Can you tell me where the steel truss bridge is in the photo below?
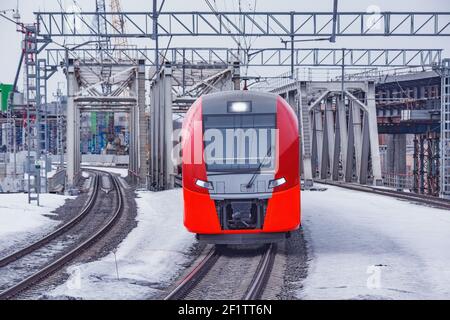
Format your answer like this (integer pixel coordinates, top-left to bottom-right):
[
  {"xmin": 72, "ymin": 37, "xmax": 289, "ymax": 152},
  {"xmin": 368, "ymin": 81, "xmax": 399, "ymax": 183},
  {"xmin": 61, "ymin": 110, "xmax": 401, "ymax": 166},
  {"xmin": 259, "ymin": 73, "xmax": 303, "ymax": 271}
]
[{"xmin": 4, "ymin": 6, "xmax": 450, "ymax": 200}]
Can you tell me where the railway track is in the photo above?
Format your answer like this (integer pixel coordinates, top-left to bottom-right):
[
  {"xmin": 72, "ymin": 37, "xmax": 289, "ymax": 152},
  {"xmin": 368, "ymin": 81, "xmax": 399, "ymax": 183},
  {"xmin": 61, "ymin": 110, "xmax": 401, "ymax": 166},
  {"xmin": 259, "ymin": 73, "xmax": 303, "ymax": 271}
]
[
  {"xmin": 317, "ymin": 180, "xmax": 450, "ymax": 210},
  {"xmin": 165, "ymin": 244, "xmax": 276, "ymax": 300},
  {"xmin": 0, "ymin": 170, "xmax": 124, "ymax": 300}
]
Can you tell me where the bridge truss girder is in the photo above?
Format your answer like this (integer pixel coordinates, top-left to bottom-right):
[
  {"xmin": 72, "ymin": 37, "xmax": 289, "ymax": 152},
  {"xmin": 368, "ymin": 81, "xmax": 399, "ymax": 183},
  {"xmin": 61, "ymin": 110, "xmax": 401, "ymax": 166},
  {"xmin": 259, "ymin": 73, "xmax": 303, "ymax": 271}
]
[
  {"xmin": 36, "ymin": 11, "xmax": 450, "ymax": 38},
  {"xmin": 65, "ymin": 58, "xmax": 146, "ymax": 187},
  {"xmin": 271, "ymin": 80, "xmax": 382, "ymax": 187},
  {"xmin": 46, "ymin": 47, "xmax": 443, "ymax": 68}
]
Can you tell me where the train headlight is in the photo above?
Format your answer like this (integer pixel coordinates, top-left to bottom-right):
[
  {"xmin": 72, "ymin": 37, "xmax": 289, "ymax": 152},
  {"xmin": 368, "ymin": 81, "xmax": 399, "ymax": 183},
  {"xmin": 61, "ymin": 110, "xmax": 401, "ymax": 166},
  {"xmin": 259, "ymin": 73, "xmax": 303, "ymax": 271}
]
[
  {"xmin": 228, "ymin": 101, "xmax": 251, "ymax": 113},
  {"xmin": 268, "ymin": 177, "xmax": 286, "ymax": 189},
  {"xmin": 195, "ymin": 179, "xmax": 214, "ymax": 190}
]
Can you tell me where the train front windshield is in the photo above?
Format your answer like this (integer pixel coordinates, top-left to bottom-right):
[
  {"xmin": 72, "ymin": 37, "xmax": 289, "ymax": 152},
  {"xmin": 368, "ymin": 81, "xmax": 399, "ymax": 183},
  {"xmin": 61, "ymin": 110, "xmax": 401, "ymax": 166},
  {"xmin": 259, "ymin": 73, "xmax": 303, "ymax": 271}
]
[{"xmin": 203, "ymin": 113, "xmax": 276, "ymax": 172}]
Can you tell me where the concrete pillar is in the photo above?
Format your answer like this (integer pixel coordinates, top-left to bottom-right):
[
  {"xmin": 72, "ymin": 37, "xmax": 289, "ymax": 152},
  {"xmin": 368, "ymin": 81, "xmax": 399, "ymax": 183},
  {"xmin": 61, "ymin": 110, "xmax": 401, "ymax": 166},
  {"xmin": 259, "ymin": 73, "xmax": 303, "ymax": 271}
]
[
  {"xmin": 66, "ymin": 59, "xmax": 79, "ymax": 188},
  {"xmin": 386, "ymin": 133, "xmax": 406, "ymax": 189},
  {"xmin": 386, "ymin": 134, "xmax": 395, "ymax": 174},
  {"xmin": 394, "ymin": 134, "xmax": 407, "ymax": 175}
]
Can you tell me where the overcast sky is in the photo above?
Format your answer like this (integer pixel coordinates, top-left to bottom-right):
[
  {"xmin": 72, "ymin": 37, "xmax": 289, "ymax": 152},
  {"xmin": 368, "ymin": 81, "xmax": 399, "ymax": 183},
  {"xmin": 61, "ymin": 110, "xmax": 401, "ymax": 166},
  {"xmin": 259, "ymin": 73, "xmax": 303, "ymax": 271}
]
[{"xmin": 1, "ymin": 0, "xmax": 450, "ymax": 95}]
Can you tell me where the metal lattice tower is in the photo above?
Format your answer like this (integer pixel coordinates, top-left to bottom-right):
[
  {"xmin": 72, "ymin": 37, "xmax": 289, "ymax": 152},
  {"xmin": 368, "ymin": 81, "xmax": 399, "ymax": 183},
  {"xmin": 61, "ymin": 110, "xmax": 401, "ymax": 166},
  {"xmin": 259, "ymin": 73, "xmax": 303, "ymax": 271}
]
[
  {"xmin": 441, "ymin": 59, "xmax": 450, "ymax": 199},
  {"xmin": 5, "ymin": 97, "xmax": 15, "ymax": 165},
  {"xmin": 24, "ymin": 25, "xmax": 41, "ymax": 204},
  {"xmin": 37, "ymin": 58, "xmax": 49, "ymax": 193},
  {"xmin": 56, "ymin": 86, "xmax": 65, "ymax": 169},
  {"xmin": 21, "ymin": 23, "xmax": 51, "ymax": 204},
  {"xmin": 96, "ymin": 0, "xmax": 112, "ymax": 94}
]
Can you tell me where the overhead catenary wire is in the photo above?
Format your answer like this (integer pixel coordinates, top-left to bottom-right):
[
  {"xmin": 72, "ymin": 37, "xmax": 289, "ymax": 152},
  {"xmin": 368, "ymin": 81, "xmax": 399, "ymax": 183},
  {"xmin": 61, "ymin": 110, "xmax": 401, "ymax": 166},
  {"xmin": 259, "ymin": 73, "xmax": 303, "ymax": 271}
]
[{"xmin": 204, "ymin": 0, "xmax": 246, "ymax": 54}]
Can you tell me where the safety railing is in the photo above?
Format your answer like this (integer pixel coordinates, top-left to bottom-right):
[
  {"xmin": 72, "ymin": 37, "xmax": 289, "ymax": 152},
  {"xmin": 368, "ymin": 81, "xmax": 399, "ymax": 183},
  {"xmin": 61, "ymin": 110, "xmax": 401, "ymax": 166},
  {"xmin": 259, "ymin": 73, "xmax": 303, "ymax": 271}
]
[{"xmin": 382, "ymin": 173, "xmax": 414, "ymax": 191}]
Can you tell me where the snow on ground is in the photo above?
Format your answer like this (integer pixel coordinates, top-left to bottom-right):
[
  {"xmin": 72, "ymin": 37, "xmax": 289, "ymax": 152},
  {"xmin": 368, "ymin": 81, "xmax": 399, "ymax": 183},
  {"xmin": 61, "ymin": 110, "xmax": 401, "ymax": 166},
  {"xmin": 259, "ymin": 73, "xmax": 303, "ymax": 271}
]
[
  {"xmin": 40, "ymin": 180, "xmax": 450, "ymax": 300},
  {"xmin": 81, "ymin": 165, "xmax": 129, "ymax": 178},
  {"xmin": 0, "ymin": 193, "xmax": 73, "ymax": 253},
  {"xmin": 299, "ymin": 184, "xmax": 450, "ymax": 300},
  {"xmin": 50, "ymin": 188, "xmax": 196, "ymax": 300}
]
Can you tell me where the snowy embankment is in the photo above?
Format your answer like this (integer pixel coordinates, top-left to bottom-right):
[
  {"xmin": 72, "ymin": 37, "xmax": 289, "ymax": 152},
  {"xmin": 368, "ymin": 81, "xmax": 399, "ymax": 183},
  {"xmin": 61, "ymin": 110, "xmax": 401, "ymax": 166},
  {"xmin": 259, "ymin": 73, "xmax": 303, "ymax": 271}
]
[
  {"xmin": 0, "ymin": 193, "xmax": 72, "ymax": 253},
  {"xmin": 50, "ymin": 188, "xmax": 195, "ymax": 299},
  {"xmin": 299, "ymin": 184, "xmax": 450, "ymax": 300}
]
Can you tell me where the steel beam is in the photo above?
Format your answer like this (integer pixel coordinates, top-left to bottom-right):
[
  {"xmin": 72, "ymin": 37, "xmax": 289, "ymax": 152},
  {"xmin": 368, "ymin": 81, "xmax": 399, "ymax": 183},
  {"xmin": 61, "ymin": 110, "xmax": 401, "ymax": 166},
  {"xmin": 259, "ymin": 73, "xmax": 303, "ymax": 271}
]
[
  {"xmin": 137, "ymin": 60, "xmax": 148, "ymax": 186},
  {"xmin": 337, "ymin": 98, "xmax": 348, "ymax": 177},
  {"xmin": 325, "ymin": 99, "xmax": 335, "ymax": 178},
  {"xmin": 365, "ymin": 81, "xmax": 383, "ymax": 185},
  {"xmin": 36, "ymin": 12, "xmax": 450, "ymax": 37},
  {"xmin": 46, "ymin": 47, "xmax": 443, "ymax": 68},
  {"xmin": 313, "ymin": 108, "xmax": 324, "ymax": 178},
  {"xmin": 345, "ymin": 103, "xmax": 355, "ymax": 182},
  {"xmin": 298, "ymin": 82, "xmax": 314, "ymax": 187},
  {"xmin": 150, "ymin": 63, "xmax": 175, "ymax": 190},
  {"xmin": 272, "ymin": 80, "xmax": 383, "ymax": 186},
  {"xmin": 351, "ymin": 101, "xmax": 363, "ymax": 182},
  {"xmin": 332, "ymin": 101, "xmax": 341, "ymax": 181},
  {"xmin": 360, "ymin": 113, "xmax": 370, "ymax": 184}
]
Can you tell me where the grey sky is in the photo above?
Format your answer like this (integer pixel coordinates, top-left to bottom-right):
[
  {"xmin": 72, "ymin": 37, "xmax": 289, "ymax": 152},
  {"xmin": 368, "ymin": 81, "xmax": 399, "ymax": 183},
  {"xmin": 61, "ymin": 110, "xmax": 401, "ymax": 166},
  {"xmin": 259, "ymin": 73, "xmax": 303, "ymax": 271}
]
[{"xmin": 1, "ymin": 0, "xmax": 450, "ymax": 95}]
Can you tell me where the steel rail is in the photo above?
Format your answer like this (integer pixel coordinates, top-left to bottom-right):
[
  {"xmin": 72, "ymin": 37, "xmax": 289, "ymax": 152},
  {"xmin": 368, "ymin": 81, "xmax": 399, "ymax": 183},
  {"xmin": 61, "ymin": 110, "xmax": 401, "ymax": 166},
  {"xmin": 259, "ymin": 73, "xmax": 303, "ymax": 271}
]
[
  {"xmin": 0, "ymin": 172, "xmax": 100, "ymax": 268},
  {"xmin": 164, "ymin": 246, "xmax": 221, "ymax": 300},
  {"xmin": 0, "ymin": 173, "xmax": 124, "ymax": 300},
  {"xmin": 165, "ymin": 243, "xmax": 277, "ymax": 300},
  {"xmin": 317, "ymin": 180, "xmax": 450, "ymax": 210},
  {"xmin": 243, "ymin": 244, "xmax": 276, "ymax": 300}
]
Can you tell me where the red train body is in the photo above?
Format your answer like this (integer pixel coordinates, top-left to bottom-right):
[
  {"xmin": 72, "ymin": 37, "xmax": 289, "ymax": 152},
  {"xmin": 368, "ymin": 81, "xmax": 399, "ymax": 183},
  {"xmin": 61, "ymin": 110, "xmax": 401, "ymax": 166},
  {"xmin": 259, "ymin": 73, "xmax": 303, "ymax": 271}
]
[{"xmin": 181, "ymin": 91, "xmax": 300, "ymax": 244}]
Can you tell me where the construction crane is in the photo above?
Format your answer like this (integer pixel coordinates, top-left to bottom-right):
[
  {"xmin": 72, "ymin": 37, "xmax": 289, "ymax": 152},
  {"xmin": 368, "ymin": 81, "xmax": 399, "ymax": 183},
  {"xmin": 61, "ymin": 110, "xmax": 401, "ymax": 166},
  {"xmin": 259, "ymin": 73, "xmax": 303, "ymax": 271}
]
[{"xmin": 110, "ymin": 0, "xmax": 128, "ymax": 60}]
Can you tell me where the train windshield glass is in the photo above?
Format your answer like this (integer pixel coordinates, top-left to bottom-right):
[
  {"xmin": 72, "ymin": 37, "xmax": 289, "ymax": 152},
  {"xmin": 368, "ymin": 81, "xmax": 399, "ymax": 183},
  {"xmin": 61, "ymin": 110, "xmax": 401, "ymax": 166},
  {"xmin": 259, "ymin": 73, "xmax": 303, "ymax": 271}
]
[{"xmin": 203, "ymin": 114, "xmax": 276, "ymax": 172}]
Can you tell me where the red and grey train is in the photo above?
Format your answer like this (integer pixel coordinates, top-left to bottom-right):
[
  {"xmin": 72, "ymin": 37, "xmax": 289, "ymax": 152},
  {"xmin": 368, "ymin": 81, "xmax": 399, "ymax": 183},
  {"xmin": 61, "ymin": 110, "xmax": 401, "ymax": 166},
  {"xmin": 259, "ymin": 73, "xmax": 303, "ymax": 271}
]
[{"xmin": 181, "ymin": 91, "xmax": 300, "ymax": 244}]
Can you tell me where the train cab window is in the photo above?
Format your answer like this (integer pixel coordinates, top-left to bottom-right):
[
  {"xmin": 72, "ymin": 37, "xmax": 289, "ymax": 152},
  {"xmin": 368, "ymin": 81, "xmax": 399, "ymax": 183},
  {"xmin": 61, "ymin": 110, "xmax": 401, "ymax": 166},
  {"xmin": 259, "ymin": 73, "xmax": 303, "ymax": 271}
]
[{"xmin": 203, "ymin": 113, "xmax": 276, "ymax": 172}]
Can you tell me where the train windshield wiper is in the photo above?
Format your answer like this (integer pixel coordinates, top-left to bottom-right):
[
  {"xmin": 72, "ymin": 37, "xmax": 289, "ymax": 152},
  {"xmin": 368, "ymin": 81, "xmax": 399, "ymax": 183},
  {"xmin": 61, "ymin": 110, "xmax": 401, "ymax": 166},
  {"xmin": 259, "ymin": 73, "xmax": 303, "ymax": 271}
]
[
  {"xmin": 207, "ymin": 169, "xmax": 259, "ymax": 176},
  {"xmin": 246, "ymin": 146, "xmax": 272, "ymax": 189}
]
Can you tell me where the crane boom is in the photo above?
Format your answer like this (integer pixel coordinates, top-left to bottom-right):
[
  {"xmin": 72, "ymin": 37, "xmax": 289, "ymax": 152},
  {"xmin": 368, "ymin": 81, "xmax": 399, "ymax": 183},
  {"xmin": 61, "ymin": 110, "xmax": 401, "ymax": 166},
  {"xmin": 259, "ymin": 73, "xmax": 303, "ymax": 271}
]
[{"xmin": 110, "ymin": 0, "xmax": 128, "ymax": 59}]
